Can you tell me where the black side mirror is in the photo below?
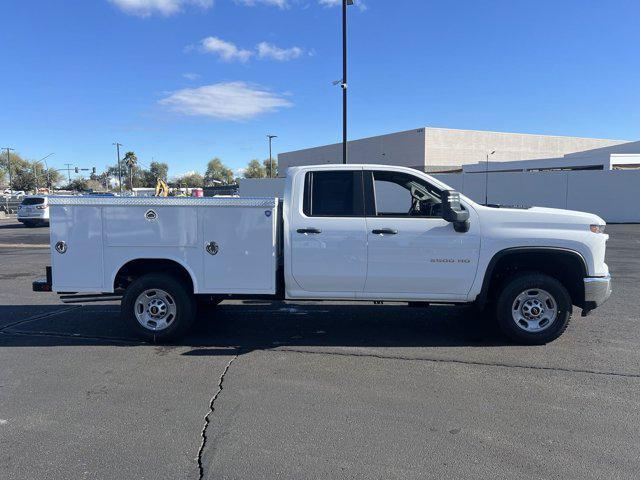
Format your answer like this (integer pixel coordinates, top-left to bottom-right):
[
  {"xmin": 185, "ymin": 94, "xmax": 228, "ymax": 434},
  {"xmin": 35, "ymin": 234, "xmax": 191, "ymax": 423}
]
[{"xmin": 441, "ymin": 190, "xmax": 470, "ymax": 233}]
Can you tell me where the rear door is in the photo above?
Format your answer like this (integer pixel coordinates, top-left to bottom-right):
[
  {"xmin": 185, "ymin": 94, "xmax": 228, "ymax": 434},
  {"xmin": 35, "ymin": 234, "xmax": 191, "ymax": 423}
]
[
  {"xmin": 362, "ymin": 169, "xmax": 480, "ymax": 298},
  {"xmin": 288, "ymin": 169, "xmax": 367, "ymax": 296}
]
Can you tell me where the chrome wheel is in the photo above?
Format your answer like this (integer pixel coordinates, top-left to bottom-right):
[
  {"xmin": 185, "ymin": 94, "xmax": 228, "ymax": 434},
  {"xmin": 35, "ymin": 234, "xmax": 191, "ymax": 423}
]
[
  {"xmin": 134, "ymin": 289, "xmax": 177, "ymax": 331},
  {"xmin": 511, "ymin": 288, "xmax": 557, "ymax": 333}
]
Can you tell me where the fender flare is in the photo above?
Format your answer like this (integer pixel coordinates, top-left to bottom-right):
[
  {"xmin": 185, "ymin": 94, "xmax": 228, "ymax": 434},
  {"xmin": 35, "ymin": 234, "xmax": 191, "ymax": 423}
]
[{"xmin": 476, "ymin": 246, "xmax": 588, "ymax": 307}]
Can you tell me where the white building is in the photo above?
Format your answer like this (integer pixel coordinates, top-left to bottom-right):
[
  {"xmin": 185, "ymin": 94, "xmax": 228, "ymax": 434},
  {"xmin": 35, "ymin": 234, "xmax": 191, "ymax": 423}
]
[{"xmin": 278, "ymin": 127, "xmax": 630, "ymax": 174}]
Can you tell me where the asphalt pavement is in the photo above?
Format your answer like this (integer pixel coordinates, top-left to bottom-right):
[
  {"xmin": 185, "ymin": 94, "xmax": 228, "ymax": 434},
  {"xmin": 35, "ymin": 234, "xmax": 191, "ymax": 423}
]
[{"xmin": 1, "ymin": 218, "xmax": 639, "ymax": 479}]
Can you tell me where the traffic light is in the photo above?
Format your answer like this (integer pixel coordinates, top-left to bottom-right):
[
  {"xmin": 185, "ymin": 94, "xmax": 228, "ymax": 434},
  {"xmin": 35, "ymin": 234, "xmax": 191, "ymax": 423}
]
[
  {"xmin": 74, "ymin": 167, "xmax": 79, "ymax": 173},
  {"xmin": 92, "ymin": 167, "xmax": 96, "ymax": 174}
]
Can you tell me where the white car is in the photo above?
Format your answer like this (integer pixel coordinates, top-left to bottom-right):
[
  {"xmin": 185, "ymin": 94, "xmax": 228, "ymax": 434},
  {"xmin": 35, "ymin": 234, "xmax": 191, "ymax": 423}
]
[
  {"xmin": 17, "ymin": 195, "xmax": 50, "ymax": 227},
  {"xmin": 3, "ymin": 189, "xmax": 26, "ymax": 198},
  {"xmin": 33, "ymin": 164, "xmax": 611, "ymax": 345}
]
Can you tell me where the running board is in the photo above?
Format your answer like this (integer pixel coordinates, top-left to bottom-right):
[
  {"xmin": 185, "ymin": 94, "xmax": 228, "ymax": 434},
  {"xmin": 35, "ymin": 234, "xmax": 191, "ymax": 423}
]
[{"xmin": 59, "ymin": 293, "xmax": 122, "ymax": 304}]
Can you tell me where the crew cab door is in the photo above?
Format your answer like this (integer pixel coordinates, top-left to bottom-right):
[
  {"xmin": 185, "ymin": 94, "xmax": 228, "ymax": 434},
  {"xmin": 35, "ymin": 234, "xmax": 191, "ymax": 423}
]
[
  {"xmin": 287, "ymin": 169, "xmax": 367, "ymax": 296},
  {"xmin": 361, "ymin": 169, "xmax": 480, "ymax": 299}
]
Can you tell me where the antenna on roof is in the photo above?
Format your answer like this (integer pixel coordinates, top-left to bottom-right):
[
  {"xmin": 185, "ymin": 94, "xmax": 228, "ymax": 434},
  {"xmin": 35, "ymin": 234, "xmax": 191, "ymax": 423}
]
[{"xmin": 485, "ymin": 150, "xmax": 496, "ymax": 205}]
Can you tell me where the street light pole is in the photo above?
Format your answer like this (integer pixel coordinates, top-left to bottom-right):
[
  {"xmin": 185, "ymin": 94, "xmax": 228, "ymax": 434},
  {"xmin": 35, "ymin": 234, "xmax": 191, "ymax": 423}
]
[
  {"xmin": 113, "ymin": 142, "xmax": 123, "ymax": 193},
  {"xmin": 3, "ymin": 147, "xmax": 15, "ymax": 193},
  {"xmin": 37, "ymin": 153, "xmax": 54, "ymax": 192},
  {"xmin": 485, "ymin": 150, "xmax": 496, "ymax": 205},
  {"xmin": 267, "ymin": 135, "xmax": 277, "ymax": 178},
  {"xmin": 341, "ymin": 0, "xmax": 353, "ymax": 164}
]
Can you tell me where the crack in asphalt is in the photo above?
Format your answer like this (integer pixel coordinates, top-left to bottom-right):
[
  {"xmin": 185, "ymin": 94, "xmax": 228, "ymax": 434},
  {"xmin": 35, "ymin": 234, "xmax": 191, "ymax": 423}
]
[
  {"xmin": 0, "ymin": 329, "xmax": 145, "ymax": 345},
  {"xmin": 270, "ymin": 347, "xmax": 640, "ymax": 379},
  {"xmin": 0, "ymin": 305, "xmax": 82, "ymax": 332},
  {"xmin": 197, "ymin": 352, "xmax": 240, "ymax": 480}
]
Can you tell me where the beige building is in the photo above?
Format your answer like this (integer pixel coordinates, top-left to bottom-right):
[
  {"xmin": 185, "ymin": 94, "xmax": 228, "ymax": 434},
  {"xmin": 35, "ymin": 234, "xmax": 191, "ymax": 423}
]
[{"xmin": 278, "ymin": 127, "xmax": 629, "ymax": 174}]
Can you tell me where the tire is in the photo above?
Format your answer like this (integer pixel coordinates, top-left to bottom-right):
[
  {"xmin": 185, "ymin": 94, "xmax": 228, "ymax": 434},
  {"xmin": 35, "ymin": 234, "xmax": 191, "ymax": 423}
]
[
  {"xmin": 23, "ymin": 221, "xmax": 35, "ymax": 228},
  {"xmin": 495, "ymin": 272, "xmax": 572, "ymax": 345},
  {"xmin": 121, "ymin": 273, "xmax": 197, "ymax": 342}
]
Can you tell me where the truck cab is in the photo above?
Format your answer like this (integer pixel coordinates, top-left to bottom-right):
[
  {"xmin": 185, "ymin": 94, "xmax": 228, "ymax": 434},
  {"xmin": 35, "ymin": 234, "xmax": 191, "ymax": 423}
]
[{"xmin": 33, "ymin": 164, "xmax": 611, "ymax": 345}]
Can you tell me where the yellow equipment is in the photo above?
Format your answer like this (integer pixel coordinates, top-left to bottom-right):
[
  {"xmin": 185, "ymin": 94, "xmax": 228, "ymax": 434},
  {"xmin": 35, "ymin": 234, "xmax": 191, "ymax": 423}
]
[{"xmin": 154, "ymin": 179, "xmax": 169, "ymax": 197}]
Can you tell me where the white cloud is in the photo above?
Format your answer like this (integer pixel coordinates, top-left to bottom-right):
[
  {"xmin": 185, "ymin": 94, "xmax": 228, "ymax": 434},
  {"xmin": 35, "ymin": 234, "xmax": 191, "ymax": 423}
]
[
  {"xmin": 198, "ymin": 36, "xmax": 253, "ymax": 62},
  {"xmin": 159, "ymin": 82, "xmax": 293, "ymax": 120},
  {"xmin": 191, "ymin": 37, "xmax": 305, "ymax": 63},
  {"xmin": 257, "ymin": 42, "xmax": 303, "ymax": 61},
  {"xmin": 318, "ymin": 0, "xmax": 366, "ymax": 10},
  {"xmin": 182, "ymin": 72, "xmax": 201, "ymax": 80},
  {"xmin": 235, "ymin": 0, "xmax": 288, "ymax": 8},
  {"xmin": 108, "ymin": 0, "xmax": 213, "ymax": 17}
]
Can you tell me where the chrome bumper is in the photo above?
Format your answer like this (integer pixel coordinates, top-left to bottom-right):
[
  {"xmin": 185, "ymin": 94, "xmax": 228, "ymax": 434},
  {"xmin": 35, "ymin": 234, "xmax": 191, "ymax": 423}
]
[{"xmin": 584, "ymin": 275, "xmax": 612, "ymax": 308}]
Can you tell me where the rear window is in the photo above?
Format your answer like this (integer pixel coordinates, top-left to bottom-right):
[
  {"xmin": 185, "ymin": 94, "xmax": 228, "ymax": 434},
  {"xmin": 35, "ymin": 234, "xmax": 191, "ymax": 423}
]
[
  {"xmin": 303, "ymin": 171, "xmax": 363, "ymax": 217},
  {"xmin": 21, "ymin": 197, "xmax": 45, "ymax": 206}
]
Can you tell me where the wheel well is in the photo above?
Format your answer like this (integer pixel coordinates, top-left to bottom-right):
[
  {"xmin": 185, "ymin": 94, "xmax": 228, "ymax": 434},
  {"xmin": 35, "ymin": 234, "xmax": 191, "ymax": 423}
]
[
  {"xmin": 481, "ymin": 249, "xmax": 586, "ymax": 307},
  {"xmin": 114, "ymin": 259, "xmax": 194, "ymax": 293}
]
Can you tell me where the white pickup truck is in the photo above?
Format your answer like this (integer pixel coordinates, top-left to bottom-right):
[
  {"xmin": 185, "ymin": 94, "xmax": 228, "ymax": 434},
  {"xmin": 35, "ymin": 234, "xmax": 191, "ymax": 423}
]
[{"xmin": 33, "ymin": 164, "xmax": 611, "ymax": 344}]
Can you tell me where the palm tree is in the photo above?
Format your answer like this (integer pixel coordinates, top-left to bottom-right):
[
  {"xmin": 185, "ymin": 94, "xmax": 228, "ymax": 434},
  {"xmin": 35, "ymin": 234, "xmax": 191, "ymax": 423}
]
[{"xmin": 122, "ymin": 151, "xmax": 138, "ymax": 191}]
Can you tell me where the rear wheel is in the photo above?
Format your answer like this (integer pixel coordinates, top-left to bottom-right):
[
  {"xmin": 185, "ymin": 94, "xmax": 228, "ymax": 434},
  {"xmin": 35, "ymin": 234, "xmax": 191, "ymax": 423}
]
[
  {"xmin": 496, "ymin": 272, "xmax": 572, "ymax": 345},
  {"xmin": 121, "ymin": 273, "xmax": 196, "ymax": 342}
]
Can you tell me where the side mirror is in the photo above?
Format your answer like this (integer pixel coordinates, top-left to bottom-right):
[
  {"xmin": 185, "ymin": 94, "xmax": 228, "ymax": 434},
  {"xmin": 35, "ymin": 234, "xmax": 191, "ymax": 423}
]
[{"xmin": 441, "ymin": 190, "xmax": 470, "ymax": 233}]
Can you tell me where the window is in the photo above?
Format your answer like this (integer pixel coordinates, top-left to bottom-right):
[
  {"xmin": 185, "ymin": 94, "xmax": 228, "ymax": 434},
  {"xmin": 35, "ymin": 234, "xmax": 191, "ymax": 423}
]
[
  {"xmin": 367, "ymin": 170, "xmax": 443, "ymax": 217},
  {"xmin": 303, "ymin": 171, "xmax": 364, "ymax": 217},
  {"xmin": 21, "ymin": 197, "xmax": 45, "ymax": 206}
]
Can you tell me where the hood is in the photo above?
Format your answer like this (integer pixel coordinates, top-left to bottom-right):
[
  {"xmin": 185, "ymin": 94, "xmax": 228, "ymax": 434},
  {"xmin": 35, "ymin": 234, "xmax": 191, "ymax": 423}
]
[{"xmin": 479, "ymin": 204, "xmax": 605, "ymax": 228}]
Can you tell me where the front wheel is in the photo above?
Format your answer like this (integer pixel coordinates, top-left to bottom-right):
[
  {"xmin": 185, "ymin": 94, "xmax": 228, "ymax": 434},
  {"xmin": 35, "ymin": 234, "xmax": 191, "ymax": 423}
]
[
  {"xmin": 496, "ymin": 273, "xmax": 572, "ymax": 345},
  {"xmin": 121, "ymin": 273, "xmax": 196, "ymax": 342}
]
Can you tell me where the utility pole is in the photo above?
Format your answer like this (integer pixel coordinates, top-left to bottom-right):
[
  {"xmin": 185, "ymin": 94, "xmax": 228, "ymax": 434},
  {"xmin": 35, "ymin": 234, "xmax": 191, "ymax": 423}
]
[
  {"xmin": 64, "ymin": 163, "xmax": 74, "ymax": 184},
  {"xmin": 113, "ymin": 142, "xmax": 123, "ymax": 193},
  {"xmin": 267, "ymin": 135, "xmax": 277, "ymax": 178},
  {"xmin": 3, "ymin": 147, "xmax": 15, "ymax": 193},
  {"xmin": 341, "ymin": 0, "xmax": 354, "ymax": 164},
  {"xmin": 34, "ymin": 163, "xmax": 39, "ymax": 192}
]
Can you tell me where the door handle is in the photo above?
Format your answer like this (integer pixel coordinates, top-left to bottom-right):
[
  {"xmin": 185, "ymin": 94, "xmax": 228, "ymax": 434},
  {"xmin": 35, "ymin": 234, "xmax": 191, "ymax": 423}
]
[
  {"xmin": 372, "ymin": 228, "xmax": 398, "ymax": 235},
  {"xmin": 297, "ymin": 228, "xmax": 322, "ymax": 234}
]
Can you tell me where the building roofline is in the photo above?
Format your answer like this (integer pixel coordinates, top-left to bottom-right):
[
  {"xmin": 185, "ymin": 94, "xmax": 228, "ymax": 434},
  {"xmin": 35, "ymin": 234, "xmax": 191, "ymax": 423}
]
[
  {"xmin": 423, "ymin": 126, "xmax": 631, "ymax": 143},
  {"xmin": 279, "ymin": 126, "xmax": 631, "ymax": 157}
]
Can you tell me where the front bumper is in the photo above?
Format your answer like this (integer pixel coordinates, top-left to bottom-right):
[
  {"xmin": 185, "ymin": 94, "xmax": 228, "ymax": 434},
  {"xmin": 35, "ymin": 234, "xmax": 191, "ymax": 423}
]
[{"xmin": 583, "ymin": 275, "xmax": 612, "ymax": 311}]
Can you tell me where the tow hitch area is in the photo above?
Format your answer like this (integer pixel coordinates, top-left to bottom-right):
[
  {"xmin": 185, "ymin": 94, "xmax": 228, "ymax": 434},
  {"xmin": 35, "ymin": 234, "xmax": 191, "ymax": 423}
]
[{"xmin": 32, "ymin": 266, "xmax": 52, "ymax": 292}]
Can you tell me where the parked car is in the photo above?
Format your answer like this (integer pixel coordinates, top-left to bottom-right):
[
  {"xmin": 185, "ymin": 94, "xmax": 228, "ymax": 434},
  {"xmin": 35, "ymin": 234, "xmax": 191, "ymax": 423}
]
[
  {"xmin": 17, "ymin": 195, "xmax": 49, "ymax": 227},
  {"xmin": 3, "ymin": 189, "xmax": 26, "ymax": 198},
  {"xmin": 33, "ymin": 164, "xmax": 611, "ymax": 345}
]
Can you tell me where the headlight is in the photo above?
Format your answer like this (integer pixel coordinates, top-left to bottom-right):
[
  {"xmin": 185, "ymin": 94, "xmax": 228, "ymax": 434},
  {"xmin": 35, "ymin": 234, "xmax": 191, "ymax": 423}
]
[
  {"xmin": 36, "ymin": 205, "xmax": 48, "ymax": 209},
  {"xmin": 590, "ymin": 224, "xmax": 605, "ymax": 234}
]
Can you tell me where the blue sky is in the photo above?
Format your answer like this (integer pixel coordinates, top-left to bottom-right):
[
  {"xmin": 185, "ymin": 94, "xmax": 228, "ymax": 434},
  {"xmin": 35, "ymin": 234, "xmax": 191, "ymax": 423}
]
[{"xmin": 1, "ymin": 0, "xmax": 639, "ymax": 178}]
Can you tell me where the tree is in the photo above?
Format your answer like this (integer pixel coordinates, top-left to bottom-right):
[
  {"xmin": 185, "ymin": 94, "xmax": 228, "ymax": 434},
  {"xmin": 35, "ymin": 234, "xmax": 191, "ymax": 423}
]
[
  {"xmin": 205, "ymin": 158, "xmax": 234, "ymax": 185},
  {"xmin": 122, "ymin": 151, "xmax": 138, "ymax": 190},
  {"xmin": 244, "ymin": 159, "xmax": 266, "ymax": 179},
  {"xmin": 141, "ymin": 161, "xmax": 169, "ymax": 188},
  {"xmin": 149, "ymin": 161, "xmax": 169, "ymax": 181},
  {"xmin": 172, "ymin": 172, "xmax": 204, "ymax": 188},
  {"xmin": 0, "ymin": 152, "xmax": 62, "ymax": 192},
  {"xmin": 64, "ymin": 177, "xmax": 89, "ymax": 192},
  {"xmin": 263, "ymin": 158, "xmax": 278, "ymax": 178}
]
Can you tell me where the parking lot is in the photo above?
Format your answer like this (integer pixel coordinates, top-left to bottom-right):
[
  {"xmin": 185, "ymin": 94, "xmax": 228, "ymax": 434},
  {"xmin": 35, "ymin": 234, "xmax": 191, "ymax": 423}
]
[{"xmin": 1, "ymin": 218, "xmax": 639, "ymax": 479}]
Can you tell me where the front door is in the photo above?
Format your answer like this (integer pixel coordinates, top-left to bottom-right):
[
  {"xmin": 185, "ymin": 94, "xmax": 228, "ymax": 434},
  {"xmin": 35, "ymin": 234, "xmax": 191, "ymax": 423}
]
[
  {"xmin": 362, "ymin": 170, "xmax": 480, "ymax": 298},
  {"xmin": 288, "ymin": 169, "xmax": 367, "ymax": 296}
]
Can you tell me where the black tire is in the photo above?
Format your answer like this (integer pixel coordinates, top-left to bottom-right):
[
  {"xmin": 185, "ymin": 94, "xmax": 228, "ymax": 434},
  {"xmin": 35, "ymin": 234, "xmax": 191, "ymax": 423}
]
[
  {"xmin": 121, "ymin": 273, "xmax": 197, "ymax": 342},
  {"xmin": 23, "ymin": 221, "xmax": 35, "ymax": 228},
  {"xmin": 495, "ymin": 272, "xmax": 572, "ymax": 345}
]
